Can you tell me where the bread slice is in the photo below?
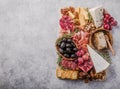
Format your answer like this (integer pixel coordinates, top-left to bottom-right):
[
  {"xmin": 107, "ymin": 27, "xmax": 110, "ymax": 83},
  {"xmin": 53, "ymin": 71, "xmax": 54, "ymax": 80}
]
[{"xmin": 56, "ymin": 67, "xmax": 78, "ymax": 80}]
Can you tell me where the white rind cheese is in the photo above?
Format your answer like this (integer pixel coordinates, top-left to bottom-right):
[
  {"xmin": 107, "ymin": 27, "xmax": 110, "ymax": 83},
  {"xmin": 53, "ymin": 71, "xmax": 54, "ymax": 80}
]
[
  {"xmin": 89, "ymin": 6, "xmax": 104, "ymax": 28},
  {"xmin": 87, "ymin": 45, "xmax": 110, "ymax": 73}
]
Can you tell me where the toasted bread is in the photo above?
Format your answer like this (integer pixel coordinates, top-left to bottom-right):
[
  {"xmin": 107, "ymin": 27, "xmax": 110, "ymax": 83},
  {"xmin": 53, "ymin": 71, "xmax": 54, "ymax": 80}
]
[{"xmin": 56, "ymin": 67, "xmax": 78, "ymax": 80}]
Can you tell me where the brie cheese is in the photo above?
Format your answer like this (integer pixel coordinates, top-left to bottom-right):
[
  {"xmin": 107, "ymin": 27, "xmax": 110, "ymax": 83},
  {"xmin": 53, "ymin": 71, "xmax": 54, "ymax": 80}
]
[{"xmin": 87, "ymin": 45, "xmax": 110, "ymax": 73}]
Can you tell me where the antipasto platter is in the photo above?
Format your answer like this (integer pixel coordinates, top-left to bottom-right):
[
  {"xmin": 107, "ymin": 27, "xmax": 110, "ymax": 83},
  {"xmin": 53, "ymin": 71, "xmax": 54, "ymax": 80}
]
[{"xmin": 55, "ymin": 6, "xmax": 117, "ymax": 83}]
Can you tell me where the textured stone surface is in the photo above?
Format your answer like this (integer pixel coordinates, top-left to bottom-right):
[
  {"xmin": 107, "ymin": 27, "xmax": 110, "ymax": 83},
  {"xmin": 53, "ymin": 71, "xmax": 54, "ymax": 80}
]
[{"xmin": 0, "ymin": 0, "xmax": 120, "ymax": 89}]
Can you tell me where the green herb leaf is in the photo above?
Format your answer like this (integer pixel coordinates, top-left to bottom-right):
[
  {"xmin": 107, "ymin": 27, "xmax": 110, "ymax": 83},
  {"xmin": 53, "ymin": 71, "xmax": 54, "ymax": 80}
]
[
  {"xmin": 55, "ymin": 33, "xmax": 73, "ymax": 46},
  {"xmin": 95, "ymin": 50, "xmax": 111, "ymax": 64},
  {"xmin": 57, "ymin": 53, "xmax": 62, "ymax": 66}
]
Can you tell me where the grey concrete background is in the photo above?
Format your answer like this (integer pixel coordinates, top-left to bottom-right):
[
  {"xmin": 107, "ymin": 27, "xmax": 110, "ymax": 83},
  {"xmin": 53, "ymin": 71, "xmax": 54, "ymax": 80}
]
[{"xmin": 0, "ymin": 0, "xmax": 120, "ymax": 89}]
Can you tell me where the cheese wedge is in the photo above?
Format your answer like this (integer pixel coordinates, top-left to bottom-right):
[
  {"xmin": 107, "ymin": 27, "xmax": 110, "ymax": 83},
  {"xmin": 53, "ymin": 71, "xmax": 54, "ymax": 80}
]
[
  {"xmin": 89, "ymin": 6, "xmax": 104, "ymax": 28},
  {"xmin": 87, "ymin": 45, "xmax": 110, "ymax": 73}
]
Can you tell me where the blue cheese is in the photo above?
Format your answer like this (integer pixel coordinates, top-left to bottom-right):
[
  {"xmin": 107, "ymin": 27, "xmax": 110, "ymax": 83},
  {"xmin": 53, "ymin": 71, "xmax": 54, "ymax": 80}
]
[{"xmin": 89, "ymin": 6, "xmax": 104, "ymax": 28}]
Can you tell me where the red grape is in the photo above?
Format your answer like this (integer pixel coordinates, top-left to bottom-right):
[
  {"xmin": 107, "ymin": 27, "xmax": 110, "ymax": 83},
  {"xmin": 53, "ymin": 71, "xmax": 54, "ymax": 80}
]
[
  {"xmin": 111, "ymin": 20, "xmax": 118, "ymax": 26},
  {"xmin": 80, "ymin": 50, "xmax": 85, "ymax": 56},
  {"xmin": 76, "ymin": 51, "xmax": 82, "ymax": 57},
  {"xmin": 78, "ymin": 57, "xmax": 84, "ymax": 64},
  {"xmin": 104, "ymin": 23, "xmax": 111, "ymax": 30},
  {"xmin": 104, "ymin": 13, "xmax": 111, "ymax": 19},
  {"xmin": 110, "ymin": 17, "xmax": 114, "ymax": 22},
  {"xmin": 103, "ymin": 18, "xmax": 109, "ymax": 23},
  {"xmin": 82, "ymin": 54, "xmax": 89, "ymax": 61}
]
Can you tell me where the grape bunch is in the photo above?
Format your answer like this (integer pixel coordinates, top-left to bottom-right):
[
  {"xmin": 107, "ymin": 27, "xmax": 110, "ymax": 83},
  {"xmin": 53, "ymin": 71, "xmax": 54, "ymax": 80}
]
[
  {"xmin": 76, "ymin": 49, "xmax": 93, "ymax": 72},
  {"xmin": 103, "ymin": 13, "xmax": 117, "ymax": 30}
]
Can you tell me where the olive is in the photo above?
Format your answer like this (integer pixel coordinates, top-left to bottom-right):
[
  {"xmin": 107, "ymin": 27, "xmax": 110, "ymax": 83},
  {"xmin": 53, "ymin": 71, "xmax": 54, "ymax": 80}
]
[
  {"xmin": 66, "ymin": 43, "xmax": 72, "ymax": 48},
  {"xmin": 67, "ymin": 38, "xmax": 72, "ymax": 43},
  {"xmin": 63, "ymin": 50, "xmax": 66, "ymax": 54},
  {"xmin": 73, "ymin": 48, "xmax": 78, "ymax": 52},
  {"xmin": 59, "ymin": 48, "xmax": 64, "ymax": 54},
  {"xmin": 71, "ymin": 54, "xmax": 77, "ymax": 58},
  {"xmin": 71, "ymin": 42, "xmax": 76, "ymax": 47},
  {"xmin": 64, "ymin": 54, "xmax": 70, "ymax": 58},
  {"xmin": 60, "ymin": 42, "xmax": 66, "ymax": 48},
  {"xmin": 62, "ymin": 38, "xmax": 67, "ymax": 42},
  {"xmin": 66, "ymin": 48, "xmax": 72, "ymax": 53}
]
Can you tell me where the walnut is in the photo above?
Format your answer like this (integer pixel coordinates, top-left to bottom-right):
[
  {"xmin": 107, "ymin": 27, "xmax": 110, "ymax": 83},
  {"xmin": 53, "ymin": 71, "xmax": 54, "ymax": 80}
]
[
  {"xmin": 61, "ymin": 8, "xmax": 69, "ymax": 15},
  {"xmin": 69, "ymin": 6, "xmax": 75, "ymax": 13}
]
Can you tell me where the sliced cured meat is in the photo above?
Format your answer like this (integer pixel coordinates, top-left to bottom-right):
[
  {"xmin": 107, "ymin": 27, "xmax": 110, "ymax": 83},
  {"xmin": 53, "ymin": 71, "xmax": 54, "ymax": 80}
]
[
  {"xmin": 61, "ymin": 59, "xmax": 78, "ymax": 70},
  {"xmin": 59, "ymin": 15, "xmax": 74, "ymax": 31}
]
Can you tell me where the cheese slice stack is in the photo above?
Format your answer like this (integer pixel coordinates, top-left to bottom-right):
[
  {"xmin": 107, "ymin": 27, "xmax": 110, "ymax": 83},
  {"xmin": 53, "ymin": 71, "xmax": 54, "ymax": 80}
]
[
  {"xmin": 87, "ymin": 45, "xmax": 110, "ymax": 73},
  {"xmin": 75, "ymin": 7, "xmax": 89, "ymax": 26},
  {"xmin": 89, "ymin": 6, "xmax": 104, "ymax": 28}
]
